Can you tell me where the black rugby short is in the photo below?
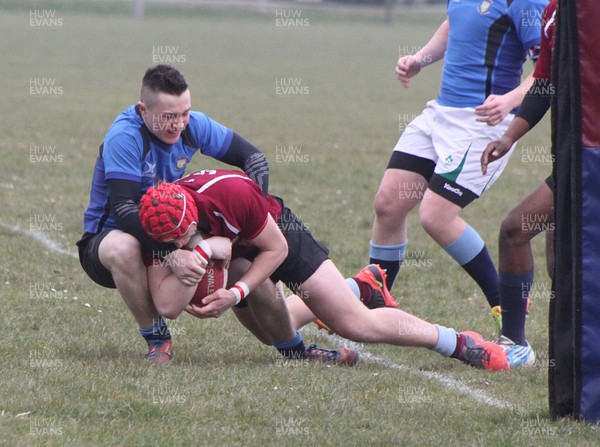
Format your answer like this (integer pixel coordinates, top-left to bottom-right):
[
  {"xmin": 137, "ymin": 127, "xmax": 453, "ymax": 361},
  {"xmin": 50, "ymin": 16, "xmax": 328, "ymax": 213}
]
[
  {"xmin": 76, "ymin": 231, "xmax": 117, "ymax": 289},
  {"xmin": 235, "ymin": 197, "xmax": 329, "ymax": 308}
]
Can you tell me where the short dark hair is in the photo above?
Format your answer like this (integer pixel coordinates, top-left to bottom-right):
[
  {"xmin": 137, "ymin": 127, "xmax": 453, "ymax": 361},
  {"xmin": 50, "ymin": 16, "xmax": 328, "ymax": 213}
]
[{"xmin": 141, "ymin": 65, "xmax": 188, "ymax": 96}]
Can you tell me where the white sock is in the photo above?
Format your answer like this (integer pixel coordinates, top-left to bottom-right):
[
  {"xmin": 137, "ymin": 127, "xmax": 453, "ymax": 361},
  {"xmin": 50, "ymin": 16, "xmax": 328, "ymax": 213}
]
[
  {"xmin": 345, "ymin": 278, "xmax": 361, "ymax": 299},
  {"xmin": 432, "ymin": 324, "xmax": 457, "ymax": 357}
]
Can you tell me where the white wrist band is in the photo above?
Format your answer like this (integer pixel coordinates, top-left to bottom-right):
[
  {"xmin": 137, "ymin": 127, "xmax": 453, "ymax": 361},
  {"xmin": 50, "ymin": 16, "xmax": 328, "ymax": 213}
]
[
  {"xmin": 229, "ymin": 281, "xmax": 250, "ymax": 305},
  {"xmin": 193, "ymin": 240, "xmax": 213, "ymax": 264}
]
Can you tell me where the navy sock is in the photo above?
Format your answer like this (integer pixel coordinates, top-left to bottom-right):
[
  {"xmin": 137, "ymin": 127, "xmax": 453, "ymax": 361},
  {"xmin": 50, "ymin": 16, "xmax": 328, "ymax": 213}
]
[
  {"xmin": 139, "ymin": 316, "xmax": 171, "ymax": 344},
  {"xmin": 461, "ymin": 247, "xmax": 500, "ymax": 308},
  {"xmin": 444, "ymin": 226, "xmax": 499, "ymax": 308},
  {"xmin": 369, "ymin": 241, "xmax": 407, "ymax": 291},
  {"xmin": 499, "ymin": 271, "xmax": 533, "ymax": 345},
  {"xmin": 273, "ymin": 331, "xmax": 305, "ymax": 359},
  {"xmin": 369, "ymin": 259, "xmax": 400, "ymax": 291}
]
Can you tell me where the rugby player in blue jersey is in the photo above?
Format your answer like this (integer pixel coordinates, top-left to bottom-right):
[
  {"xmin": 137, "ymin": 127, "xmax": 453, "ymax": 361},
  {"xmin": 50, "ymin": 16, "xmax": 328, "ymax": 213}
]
[
  {"xmin": 77, "ymin": 65, "xmax": 294, "ymax": 363},
  {"xmin": 367, "ymin": 0, "xmax": 547, "ymax": 333}
]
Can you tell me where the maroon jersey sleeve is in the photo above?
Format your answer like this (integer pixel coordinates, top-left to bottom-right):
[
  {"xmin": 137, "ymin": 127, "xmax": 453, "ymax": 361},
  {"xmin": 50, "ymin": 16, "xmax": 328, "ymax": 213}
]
[
  {"xmin": 178, "ymin": 170, "xmax": 281, "ymax": 241},
  {"xmin": 532, "ymin": 0, "xmax": 557, "ymax": 81}
]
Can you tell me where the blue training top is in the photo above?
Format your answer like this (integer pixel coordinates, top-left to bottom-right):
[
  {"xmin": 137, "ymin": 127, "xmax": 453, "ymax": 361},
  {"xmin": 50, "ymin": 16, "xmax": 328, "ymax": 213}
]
[
  {"xmin": 438, "ymin": 0, "xmax": 547, "ymax": 108},
  {"xmin": 83, "ymin": 105, "xmax": 233, "ymax": 233}
]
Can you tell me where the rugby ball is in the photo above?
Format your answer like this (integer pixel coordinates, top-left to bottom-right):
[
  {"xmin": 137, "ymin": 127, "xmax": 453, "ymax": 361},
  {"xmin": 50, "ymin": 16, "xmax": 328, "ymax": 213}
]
[{"xmin": 190, "ymin": 259, "xmax": 229, "ymax": 306}]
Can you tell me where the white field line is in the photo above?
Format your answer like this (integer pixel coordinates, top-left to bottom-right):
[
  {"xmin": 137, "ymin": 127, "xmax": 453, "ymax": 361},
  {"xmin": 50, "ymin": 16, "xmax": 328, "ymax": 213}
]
[
  {"xmin": 308, "ymin": 330, "xmax": 524, "ymax": 413},
  {"xmin": 2, "ymin": 220, "xmax": 521, "ymax": 412},
  {"xmin": 0, "ymin": 221, "xmax": 78, "ymax": 259}
]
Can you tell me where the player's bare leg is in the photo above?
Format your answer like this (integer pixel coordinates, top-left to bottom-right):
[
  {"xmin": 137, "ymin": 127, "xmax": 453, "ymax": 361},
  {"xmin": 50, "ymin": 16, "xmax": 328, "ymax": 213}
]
[
  {"xmin": 242, "ymin": 280, "xmax": 296, "ymax": 344},
  {"xmin": 227, "ymin": 258, "xmax": 357, "ymax": 364},
  {"xmin": 372, "ymin": 169, "xmax": 426, "ymax": 245},
  {"xmin": 285, "ymin": 293, "xmax": 317, "ymax": 331},
  {"xmin": 98, "ymin": 231, "xmax": 159, "ymax": 327},
  {"xmin": 227, "ymin": 258, "xmax": 294, "ymax": 345},
  {"xmin": 250, "ymin": 279, "xmax": 298, "ymax": 343},
  {"xmin": 230, "ymin": 288, "xmax": 277, "ymax": 346},
  {"xmin": 496, "ymin": 181, "xmax": 553, "ymax": 364},
  {"xmin": 418, "ymin": 190, "xmax": 466, "ymax": 246},
  {"xmin": 300, "ymin": 260, "xmax": 437, "ymax": 346},
  {"xmin": 370, "ymin": 169, "xmax": 427, "ymax": 288},
  {"xmin": 98, "ymin": 230, "xmax": 171, "ymax": 362},
  {"xmin": 499, "ymin": 182, "xmax": 553, "ymax": 273},
  {"xmin": 240, "ymin": 281, "xmax": 311, "ymax": 344},
  {"xmin": 298, "ymin": 260, "xmax": 508, "ymax": 370}
]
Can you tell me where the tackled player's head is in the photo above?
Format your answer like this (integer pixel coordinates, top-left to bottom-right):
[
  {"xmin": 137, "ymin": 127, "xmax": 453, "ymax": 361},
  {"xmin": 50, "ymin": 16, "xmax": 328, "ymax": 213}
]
[{"xmin": 139, "ymin": 182, "xmax": 197, "ymax": 244}]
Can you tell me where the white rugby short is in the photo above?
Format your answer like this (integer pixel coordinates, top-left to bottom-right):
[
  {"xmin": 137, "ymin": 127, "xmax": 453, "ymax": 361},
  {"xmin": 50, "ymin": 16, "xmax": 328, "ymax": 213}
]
[{"xmin": 393, "ymin": 100, "xmax": 516, "ymax": 206}]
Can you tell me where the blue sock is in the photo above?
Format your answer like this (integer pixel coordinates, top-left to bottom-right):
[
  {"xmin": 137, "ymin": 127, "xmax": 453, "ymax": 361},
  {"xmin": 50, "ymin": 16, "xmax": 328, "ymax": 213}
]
[
  {"xmin": 273, "ymin": 331, "xmax": 305, "ymax": 359},
  {"xmin": 499, "ymin": 270, "xmax": 533, "ymax": 346},
  {"xmin": 431, "ymin": 324, "xmax": 457, "ymax": 357},
  {"xmin": 444, "ymin": 226, "xmax": 500, "ymax": 307},
  {"xmin": 369, "ymin": 240, "xmax": 407, "ymax": 291},
  {"xmin": 139, "ymin": 316, "xmax": 171, "ymax": 344}
]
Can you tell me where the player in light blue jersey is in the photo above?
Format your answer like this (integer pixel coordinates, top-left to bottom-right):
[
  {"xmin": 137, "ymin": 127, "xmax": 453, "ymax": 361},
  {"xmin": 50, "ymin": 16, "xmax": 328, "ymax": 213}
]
[
  {"xmin": 368, "ymin": 0, "xmax": 547, "ymax": 331},
  {"xmin": 77, "ymin": 65, "xmax": 286, "ymax": 363},
  {"xmin": 439, "ymin": 0, "xmax": 543, "ymax": 109},
  {"xmin": 83, "ymin": 106, "xmax": 233, "ymax": 234}
]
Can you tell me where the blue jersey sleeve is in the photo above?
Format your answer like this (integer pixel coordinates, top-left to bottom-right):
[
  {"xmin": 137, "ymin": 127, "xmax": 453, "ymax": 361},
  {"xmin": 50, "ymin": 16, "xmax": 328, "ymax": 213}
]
[
  {"xmin": 186, "ymin": 111, "xmax": 233, "ymax": 160},
  {"xmin": 103, "ymin": 130, "xmax": 144, "ymax": 183},
  {"xmin": 509, "ymin": 0, "xmax": 546, "ymax": 52}
]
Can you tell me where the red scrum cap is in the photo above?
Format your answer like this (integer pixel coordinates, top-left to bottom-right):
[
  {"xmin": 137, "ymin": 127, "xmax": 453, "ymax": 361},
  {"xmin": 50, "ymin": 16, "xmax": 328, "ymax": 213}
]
[{"xmin": 139, "ymin": 182, "xmax": 197, "ymax": 243}]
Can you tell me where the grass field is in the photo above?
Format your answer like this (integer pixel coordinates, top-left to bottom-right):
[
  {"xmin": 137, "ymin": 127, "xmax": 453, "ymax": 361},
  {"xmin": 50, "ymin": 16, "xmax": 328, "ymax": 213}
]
[{"xmin": 1, "ymin": 2, "xmax": 599, "ymax": 446}]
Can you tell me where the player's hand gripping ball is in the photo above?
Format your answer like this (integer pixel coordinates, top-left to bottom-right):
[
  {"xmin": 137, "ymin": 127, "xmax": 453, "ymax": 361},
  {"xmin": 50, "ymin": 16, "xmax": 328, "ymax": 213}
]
[{"xmin": 190, "ymin": 259, "xmax": 228, "ymax": 306}]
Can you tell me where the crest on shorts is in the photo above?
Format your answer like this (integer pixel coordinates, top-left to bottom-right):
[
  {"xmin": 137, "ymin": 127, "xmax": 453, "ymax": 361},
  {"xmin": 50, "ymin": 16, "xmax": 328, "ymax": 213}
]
[
  {"xmin": 477, "ymin": 0, "xmax": 493, "ymax": 14},
  {"xmin": 176, "ymin": 157, "xmax": 188, "ymax": 170},
  {"xmin": 443, "ymin": 155, "xmax": 454, "ymax": 167}
]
